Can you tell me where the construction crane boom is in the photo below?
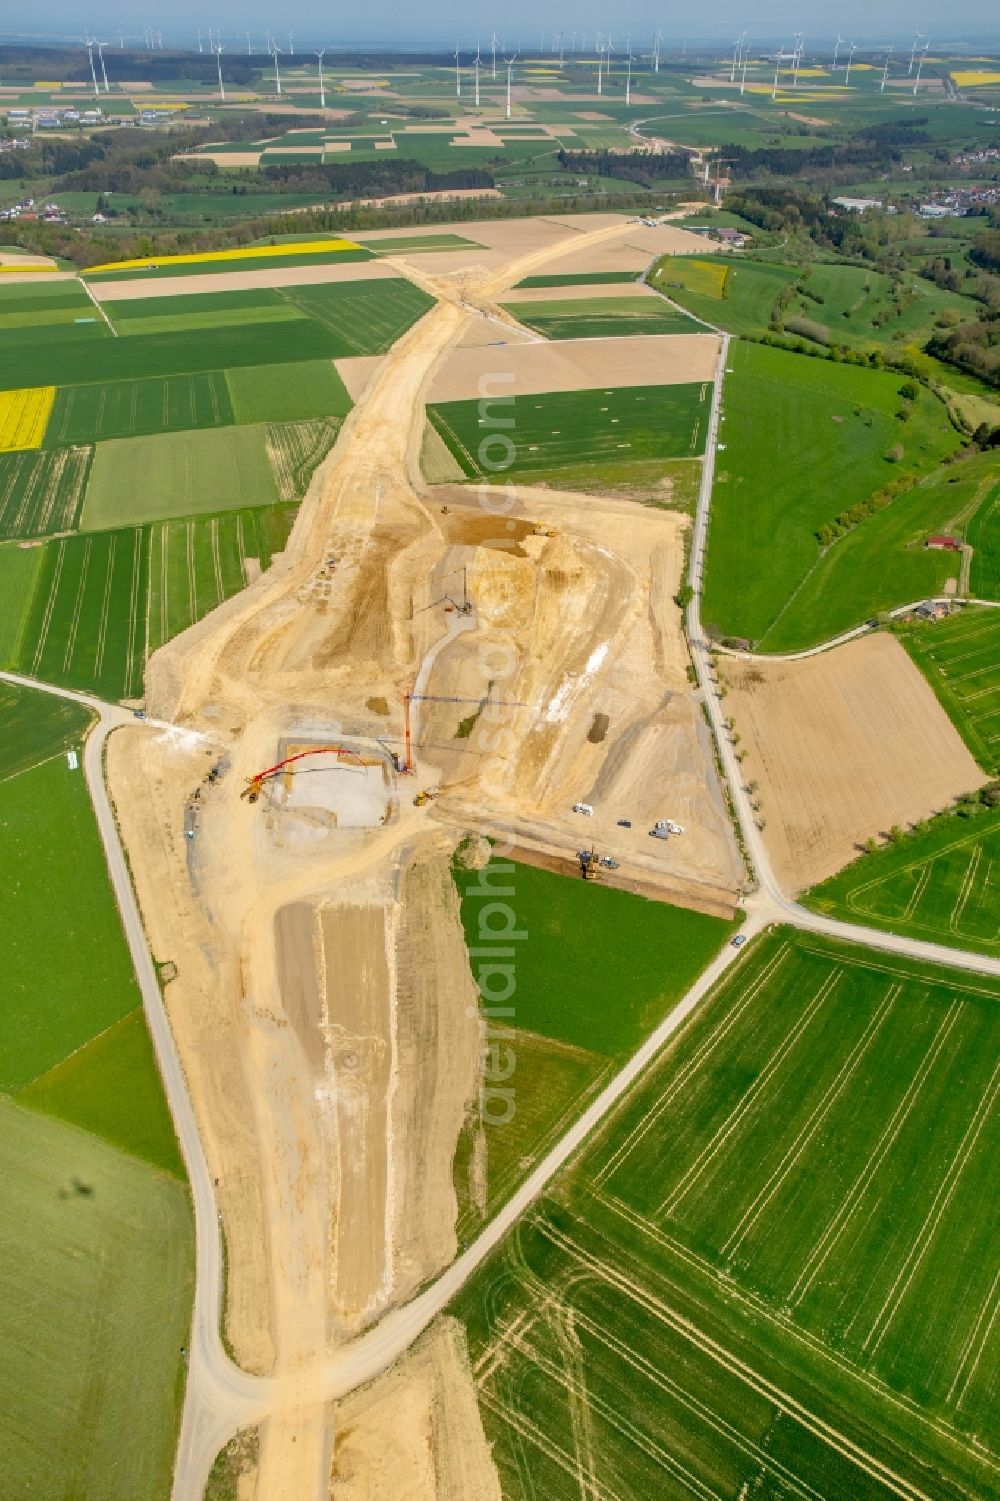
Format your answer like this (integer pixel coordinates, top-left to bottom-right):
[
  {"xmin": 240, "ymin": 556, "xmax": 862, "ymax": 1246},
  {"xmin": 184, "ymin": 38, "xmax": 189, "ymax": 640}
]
[
  {"xmin": 401, "ymin": 690, "xmax": 528, "ymax": 774},
  {"xmin": 241, "ymin": 745, "xmax": 364, "ymax": 802}
]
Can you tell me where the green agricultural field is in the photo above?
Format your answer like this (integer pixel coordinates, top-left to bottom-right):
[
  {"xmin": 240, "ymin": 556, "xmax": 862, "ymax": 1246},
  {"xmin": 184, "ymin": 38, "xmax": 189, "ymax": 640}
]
[
  {"xmin": 263, "ymin": 418, "xmax": 341, "ymax": 501},
  {"xmin": 82, "ymin": 245, "xmax": 374, "ymax": 280},
  {"xmin": 428, "ymin": 382, "xmax": 710, "ymax": 482},
  {"xmin": 20, "ymin": 1008, "xmax": 184, "ymax": 1174},
  {"xmin": 702, "ymin": 342, "xmax": 961, "ymax": 649},
  {"xmin": 0, "ymin": 281, "xmax": 94, "ymax": 315},
  {"xmin": 46, "ymin": 371, "xmax": 235, "ymax": 444},
  {"xmin": 0, "ymin": 1099, "xmax": 193, "ymax": 1501},
  {"xmin": 282, "ymin": 277, "xmax": 434, "ymax": 354},
  {"xmin": 0, "ymin": 754, "xmax": 141, "ymax": 1090},
  {"xmin": 0, "ymin": 679, "xmax": 92, "ymax": 781},
  {"xmin": 514, "ymin": 270, "xmax": 640, "ymax": 288},
  {"xmin": 650, "ymin": 255, "xmax": 799, "ymax": 335},
  {"xmin": 0, "ymin": 502, "xmax": 297, "ymax": 698},
  {"xmin": 452, "ymin": 928, "xmax": 1000, "ymax": 1501},
  {"xmin": 899, "ymin": 607, "xmax": 1000, "ymax": 774},
  {"xmin": 226, "ymin": 359, "xmax": 352, "ymax": 424},
  {"xmin": 355, "ymin": 233, "xmax": 484, "ymax": 253},
  {"xmin": 103, "ymin": 287, "xmax": 308, "ymax": 337},
  {"xmin": 0, "ymin": 544, "xmax": 42, "ymax": 663},
  {"xmin": 805, "ymin": 805, "xmax": 1000, "ymax": 957},
  {"xmin": 0, "ymin": 445, "xmax": 90, "ymax": 539},
  {"xmin": 967, "ymin": 473, "xmax": 1000, "ymax": 599},
  {"xmin": 0, "ymin": 319, "xmax": 346, "ymax": 391},
  {"xmin": 82, "ymin": 425, "xmax": 280, "ymax": 529},
  {"xmin": 451, "ymin": 856, "xmax": 734, "ymax": 1238},
  {"xmin": 502, "ymin": 294, "xmax": 699, "ymax": 339}
]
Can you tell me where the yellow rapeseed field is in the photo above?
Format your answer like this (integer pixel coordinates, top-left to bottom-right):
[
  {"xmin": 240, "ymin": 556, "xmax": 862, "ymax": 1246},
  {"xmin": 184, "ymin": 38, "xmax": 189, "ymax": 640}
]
[
  {"xmin": 84, "ymin": 238, "xmax": 364, "ymax": 275},
  {"xmin": 0, "ymin": 387, "xmax": 56, "ymax": 452},
  {"xmin": 952, "ymin": 70, "xmax": 1000, "ymax": 87}
]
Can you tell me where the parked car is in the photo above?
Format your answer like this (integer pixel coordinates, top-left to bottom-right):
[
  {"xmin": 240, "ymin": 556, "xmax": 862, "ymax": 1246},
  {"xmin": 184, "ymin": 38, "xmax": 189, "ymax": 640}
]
[
  {"xmin": 731, "ymin": 934, "xmax": 748, "ymax": 948},
  {"xmin": 616, "ymin": 818, "xmax": 632, "ymax": 828}
]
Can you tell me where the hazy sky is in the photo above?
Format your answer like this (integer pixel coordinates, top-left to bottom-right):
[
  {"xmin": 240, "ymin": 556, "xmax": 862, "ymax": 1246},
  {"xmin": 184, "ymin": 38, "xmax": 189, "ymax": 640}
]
[{"xmin": 7, "ymin": 1, "xmax": 999, "ymax": 49}]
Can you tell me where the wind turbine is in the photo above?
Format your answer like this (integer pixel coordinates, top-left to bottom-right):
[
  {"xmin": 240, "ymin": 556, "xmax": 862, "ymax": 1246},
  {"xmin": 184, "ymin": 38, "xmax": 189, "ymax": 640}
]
[
  {"xmin": 95, "ymin": 40, "xmax": 110, "ymax": 93},
  {"xmin": 652, "ymin": 29, "xmax": 661, "ymax": 73},
  {"xmin": 791, "ymin": 33, "xmax": 804, "ymax": 88},
  {"xmin": 455, "ymin": 44, "xmax": 462, "ymax": 98},
  {"xmin": 832, "ymin": 33, "xmax": 843, "ymax": 70},
  {"xmin": 197, "ymin": 26, "xmax": 203, "ymax": 52},
  {"xmin": 315, "ymin": 49, "xmax": 326, "ymax": 109},
  {"xmin": 245, "ymin": 30, "xmax": 252, "ymax": 53},
  {"xmin": 740, "ymin": 40, "xmax": 751, "ymax": 95},
  {"xmin": 214, "ymin": 40, "xmax": 225, "ymax": 101},
  {"xmin": 730, "ymin": 30, "xmax": 746, "ymax": 85},
  {"xmin": 845, "ymin": 41, "xmax": 858, "ymax": 84},
  {"xmin": 606, "ymin": 32, "xmax": 615, "ymax": 77},
  {"xmin": 596, "ymin": 35, "xmax": 606, "ymax": 96},
  {"xmin": 491, "ymin": 29, "xmax": 498, "ymax": 80},
  {"xmin": 771, "ymin": 48, "xmax": 789, "ymax": 101},
  {"xmin": 557, "ymin": 30, "xmax": 564, "ymax": 65},
  {"xmin": 287, "ymin": 32, "xmax": 294, "ymax": 55},
  {"xmin": 880, "ymin": 45, "xmax": 893, "ymax": 92},
  {"xmin": 504, "ymin": 52, "xmax": 516, "ymax": 119},
  {"xmin": 84, "ymin": 37, "xmax": 100, "ymax": 98},
  {"xmin": 913, "ymin": 39, "xmax": 930, "ymax": 93},
  {"xmin": 908, "ymin": 29, "xmax": 922, "ymax": 75},
  {"xmin": 271, "ymin": 40, "xmax": 283, "ymax": 95},
  {"xmin": 625, "ymin": 43, "xmax": 634, "ymax": 106},
  {"xmin": 474, "ymin": 44, "xmax": 482, "ymax": 107}
]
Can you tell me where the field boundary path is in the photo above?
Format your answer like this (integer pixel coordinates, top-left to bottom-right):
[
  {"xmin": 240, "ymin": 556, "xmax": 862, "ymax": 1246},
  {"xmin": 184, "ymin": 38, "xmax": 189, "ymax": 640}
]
[
  {"xmin": 6, "ymin": 215, "xmax": 998, "ymax": 1499},
  {"xmin": 713, "ymin": 595, "xmax": 1000, "ymax": 663}
]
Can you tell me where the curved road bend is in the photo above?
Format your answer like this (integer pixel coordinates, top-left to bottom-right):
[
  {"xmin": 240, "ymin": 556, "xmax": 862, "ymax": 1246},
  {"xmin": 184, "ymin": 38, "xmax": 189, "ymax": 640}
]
[{"xmin": 6, "ymin": 266, "xmax": 998, "ymax": 1493}]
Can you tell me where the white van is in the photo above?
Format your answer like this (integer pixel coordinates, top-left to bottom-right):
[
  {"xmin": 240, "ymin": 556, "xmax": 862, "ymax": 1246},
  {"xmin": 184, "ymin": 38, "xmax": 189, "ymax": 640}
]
[{"xmin": 572, "ymin": 803, "xmax": 594, "ymax": 816}]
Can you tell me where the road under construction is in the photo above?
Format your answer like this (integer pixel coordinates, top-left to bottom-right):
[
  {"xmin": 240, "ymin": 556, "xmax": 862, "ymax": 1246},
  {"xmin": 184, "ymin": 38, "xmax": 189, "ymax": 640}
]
[{"xmin": 97, "ymin": 213, "xmax": 755, "ymax": 1500}]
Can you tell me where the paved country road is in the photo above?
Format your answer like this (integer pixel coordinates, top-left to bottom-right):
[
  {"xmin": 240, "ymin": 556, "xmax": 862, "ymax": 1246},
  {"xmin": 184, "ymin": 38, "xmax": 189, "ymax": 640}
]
[{"xmin": 5, "ymin": 264, "xmax": 997, "ymax": 1498}]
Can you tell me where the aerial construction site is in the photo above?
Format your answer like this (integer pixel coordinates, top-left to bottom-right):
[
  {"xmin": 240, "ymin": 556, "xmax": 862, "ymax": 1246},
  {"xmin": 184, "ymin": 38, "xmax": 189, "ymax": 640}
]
[{"xmin": 99, "ymin": 214, "xmax": 743, "ymax": 1497}]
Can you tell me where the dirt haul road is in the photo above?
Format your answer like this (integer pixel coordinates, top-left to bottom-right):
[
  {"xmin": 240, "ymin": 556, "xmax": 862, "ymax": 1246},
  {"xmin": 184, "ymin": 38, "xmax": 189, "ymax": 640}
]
[{"xmin": 105, "ymin": 215, "xmax": 733, "ymax": 1501}]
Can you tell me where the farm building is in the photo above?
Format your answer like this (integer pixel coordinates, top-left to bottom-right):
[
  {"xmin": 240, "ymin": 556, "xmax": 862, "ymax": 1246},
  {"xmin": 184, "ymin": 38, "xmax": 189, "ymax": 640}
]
[{"xmin": 925, "ymin": 534, "xmax": 962, "ymax": 551}]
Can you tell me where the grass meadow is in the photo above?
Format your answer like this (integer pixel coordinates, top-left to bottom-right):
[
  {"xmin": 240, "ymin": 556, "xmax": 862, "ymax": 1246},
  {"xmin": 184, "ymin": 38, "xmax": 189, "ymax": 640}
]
[
  {"xmin": 451, "ymin": 856, "xmax": 734, "ymax": 1240},
  {"xmin": 702, "ymin": 342, "xmax": 961, "ymax": 649},
  {"xmin": 452, "ymin": 928, "xmax": 999, "ymax": 1501},
  {"xmin": 805, "ymin": 806, "xmax": 1000, "ymax": 957},
  {"xmin": 282, "ymin": 276, "xmax": 434, "ymax": 353},
  {"xmin": 514, "ymin": 270, "xmax": 639, "ymax": 288},
  {"xmin": 428, "ymin": 382, "xmax": 710, "ymax": 481},
  {"xmin": 899, "ymin": 607, "xmax": 1000, "ymax": 774},
  {"xmin": 967, "ymin": 475, "xmax": 1000, "ymax": 599},
  {"xmin": 0, "ymin": 678, "xmax": 92, "ymax": 781},
  {"xmin": 501, "ymin": 294, "xmax": 699, "ymax": 339},
  {"xmin": 650, "ymin": 255, "xmax": 799, "ymax": 336}
]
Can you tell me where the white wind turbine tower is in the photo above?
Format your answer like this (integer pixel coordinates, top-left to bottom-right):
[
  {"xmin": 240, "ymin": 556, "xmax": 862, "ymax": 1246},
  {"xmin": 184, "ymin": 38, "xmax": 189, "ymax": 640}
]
[
  {"xmin": 730, "ymin": 30, "xmax": 745, "ymax": 85},
  {"xmin": 84, "ymin": 37, "xmax": 100, "ymax": 98},
  {"xmin": 845, "ymin": 41, "xmax": 858, "ymax": 84},
  {"xmin": 625, "ymin": 43, "xmax": 634, "ymax": 106},
  {"xmin": 504, "ymin": 52, "xmax": 516, "ymax": 119},
  {"xmin": 792, "ymin": 33, "xmax": 804, "ymax": 88},
  {"xmin": 880, "ymin": 45, "xmax": 893, "ymax": 92},
  {"xmin": 652, "ymin": 30, "xmax": 661, "ymax": 73},
  {"xmin": 474, "ymin": 44, "xmax": 482, "ymax": 107},
  {"xmin": 491, "ymin": 30, "xmax": 498, "ymax": 80},
  {"xmin": 315, "ymin": 49, "xmax": 326, "ymax": 109},
  {"xmin": 740, "ymin": 40, "xmax": 751, "ymax": 94},
  {"xmin": 271, "ymin": 40, "xmax": 283, "ymax": 95},
  {"xmin": 156, "ymin": 29, "xmax": 163, "ymax": 48},
  {"xmin": 455, "ymin": 44, "xmax": 462, "ymax": 98},
  {"xmin": 596, "ymin": 35, "xmax": 606, "ymax": 96},
  {"xmin": 913, "ymin": 39, "xmax": 930, "ymax": 93},
  {"xmin": 246, "ymin": 31, "xmax": 252, "ymax": 54},
  {"xmin": 771, "ymin": 48, "xmax": 789, "ymax": 101},
  {"xmin": 908, "ymin": 29, "xmax": 922, "ymax": 74},
  {"xmin": 287, "ymin": 32, "xmax": 294, "ymax": 55},
  {"xmin": 606, "ymin": 32, "xmax": 615, "ymax": 77},
  {"xmin": 832, "ymin": 33, "xmax": 843, "ymax": 70},
  {"xmin": 94, "ymin": 40, "xmax": 110, "ymax": 93},
  {"xmin": 197, "ymin": 27, "xmax": 203, "ymax": 51},
  {"xmin": 214, "ymin": 40, "xmax": 225, "ymax": 101}
]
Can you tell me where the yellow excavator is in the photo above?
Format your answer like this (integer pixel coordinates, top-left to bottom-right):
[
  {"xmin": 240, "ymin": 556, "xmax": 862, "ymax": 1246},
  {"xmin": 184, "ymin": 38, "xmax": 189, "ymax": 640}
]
[{"xmin": 413, "ymin": 786, "xmax": 440, "ymax": 807}]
